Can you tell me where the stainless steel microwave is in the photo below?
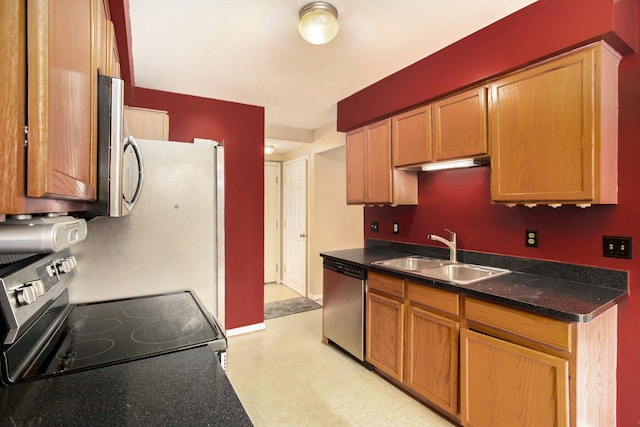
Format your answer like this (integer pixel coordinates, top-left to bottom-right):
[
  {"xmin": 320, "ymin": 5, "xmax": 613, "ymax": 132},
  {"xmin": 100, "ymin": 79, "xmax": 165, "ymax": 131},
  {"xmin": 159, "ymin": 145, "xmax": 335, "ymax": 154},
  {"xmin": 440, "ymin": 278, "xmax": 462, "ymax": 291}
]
[{"xmin": 82, "ymin": 76, "xmax": 144, "ymax": 218}]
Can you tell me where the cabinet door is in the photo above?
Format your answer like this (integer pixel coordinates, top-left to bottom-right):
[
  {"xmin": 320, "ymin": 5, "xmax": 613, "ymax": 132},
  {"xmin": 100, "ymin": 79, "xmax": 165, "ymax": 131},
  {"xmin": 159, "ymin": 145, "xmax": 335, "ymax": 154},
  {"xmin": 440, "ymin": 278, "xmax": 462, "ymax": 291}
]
[
  {"xmin": 27, "ymin": 0, "xmax": 97, "ymax": 201},
  {"xmin": 489, "ymin": 44, "xmax": 619, "ymax": 204},
  {"xmin": 107, "ymin": 20, "xmax": 121, "ymax": 78},
  {"xmin": 95, "ymin": 0, "xmax": 109, "ymax": 75},
  {"xmin": 366, "ymin": 291, "xmax": 404, "ymax": 381},
  {"xmin": 346, "ymin": 127, "xmax": 366, "ymax": 204},
  {"xmin": 124, "ymin": 107, "xmax": 170, "ymax": 140},
  {"xmin": 460, "ymin": 329, "xmax": 569, "ymax": 427},
  {"xmin": 434, "ymin": 86, "xmax": 488, "ymax": 161},
  {"xmin": 365, "ymin": 119, "xmax": 392, "ymax": 203},
  {"xmin": 392, "ymin": 106, "xmax": 432, "ymax": 167},
  {"xmin": 405, "ymin": 305, "xmax": 459, "ymax": 416}
]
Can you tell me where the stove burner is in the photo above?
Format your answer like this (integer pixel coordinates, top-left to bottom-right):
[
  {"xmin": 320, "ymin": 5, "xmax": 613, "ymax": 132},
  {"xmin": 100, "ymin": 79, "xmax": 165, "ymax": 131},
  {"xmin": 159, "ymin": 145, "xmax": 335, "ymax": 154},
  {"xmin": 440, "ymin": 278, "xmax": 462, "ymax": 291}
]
[
  {"xmin": 79, "ymin": 305, "xmax": 123, "ymax": 319},
  {"xmin": 131, "ymin": 317, "xmax": 204, "ymax": 344},
  {"xmin": 124, "ymin": 299, "xmax": 189, "ymax": 318},
  {"xmin": 70, "ymin": 319, "xmax": 122, "ymax": 336},
  {"xmin": 56, "ymin": 338, "xmax": 114, "ymax": 362}
]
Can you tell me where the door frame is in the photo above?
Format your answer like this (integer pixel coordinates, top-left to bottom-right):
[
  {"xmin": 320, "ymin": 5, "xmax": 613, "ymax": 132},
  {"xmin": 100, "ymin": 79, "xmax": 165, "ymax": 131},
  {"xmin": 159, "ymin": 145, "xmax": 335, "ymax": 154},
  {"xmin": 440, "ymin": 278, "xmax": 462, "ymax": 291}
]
[{"xmin": 264, "ymin": 161, "xmax": 281, "ymax": 284}]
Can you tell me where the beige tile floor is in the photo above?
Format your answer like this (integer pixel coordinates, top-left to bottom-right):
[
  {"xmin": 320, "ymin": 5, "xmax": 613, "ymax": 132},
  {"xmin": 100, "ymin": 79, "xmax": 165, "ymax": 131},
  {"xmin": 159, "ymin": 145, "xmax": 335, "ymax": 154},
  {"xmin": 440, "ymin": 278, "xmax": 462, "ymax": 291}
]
[
  {"xmin": 264, "ymin": 283, "xmax": 302, "ymax": 303},
  {"xmin": 226, "ymin": 309, "xmax": 456, "ymax": 427}
]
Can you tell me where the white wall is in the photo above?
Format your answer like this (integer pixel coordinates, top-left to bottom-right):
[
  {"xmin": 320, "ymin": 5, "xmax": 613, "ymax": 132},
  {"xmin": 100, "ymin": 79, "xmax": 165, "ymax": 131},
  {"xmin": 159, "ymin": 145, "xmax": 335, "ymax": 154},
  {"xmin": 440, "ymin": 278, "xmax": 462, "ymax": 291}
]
[{"xmin": 280, "ymin": 122, "xmax": 363, "ymax": 298}]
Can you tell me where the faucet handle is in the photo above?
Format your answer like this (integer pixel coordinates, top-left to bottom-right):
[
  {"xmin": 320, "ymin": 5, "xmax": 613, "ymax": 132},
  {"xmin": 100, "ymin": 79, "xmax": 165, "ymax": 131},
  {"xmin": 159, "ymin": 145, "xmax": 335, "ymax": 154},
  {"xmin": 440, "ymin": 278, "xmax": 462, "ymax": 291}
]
[{"xmin": 444, "ymin": 228, "xmax": 456, "ymax": 243}]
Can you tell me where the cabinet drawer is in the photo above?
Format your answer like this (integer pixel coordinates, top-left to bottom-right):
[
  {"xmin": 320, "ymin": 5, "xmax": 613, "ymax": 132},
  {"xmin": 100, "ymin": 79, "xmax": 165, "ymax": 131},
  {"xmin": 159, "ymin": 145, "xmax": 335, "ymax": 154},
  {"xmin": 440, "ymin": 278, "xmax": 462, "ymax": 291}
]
[
  {"xmin": 368, "ymin": 272, "xmax": 404, "ymax": 299},
  {"xmin": 465, "ymin": 298, "xmax": 571, "ymax": 352},
  {"xmin": 407, "ymin": 282, "xmax": 459, "ymax": 317}
]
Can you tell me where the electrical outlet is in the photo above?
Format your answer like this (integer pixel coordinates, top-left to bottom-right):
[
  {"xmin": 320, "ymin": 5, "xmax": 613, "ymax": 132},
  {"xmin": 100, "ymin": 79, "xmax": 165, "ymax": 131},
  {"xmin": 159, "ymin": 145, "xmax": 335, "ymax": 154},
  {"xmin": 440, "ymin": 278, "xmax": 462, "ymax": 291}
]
[
  {"xmin": 603, "ymin": 236, "xmax": 632, "ymax": 259},
  {"xmin": 371, "ymin": 222, "xmax": 379, "ymax": 233},
  {"xmin": 525, "ymin": 229, "xmax": 538, "ymax": 248},
  {"xmin": 393, "ymin": 223, "xmax": 399, "ymax": 234}
]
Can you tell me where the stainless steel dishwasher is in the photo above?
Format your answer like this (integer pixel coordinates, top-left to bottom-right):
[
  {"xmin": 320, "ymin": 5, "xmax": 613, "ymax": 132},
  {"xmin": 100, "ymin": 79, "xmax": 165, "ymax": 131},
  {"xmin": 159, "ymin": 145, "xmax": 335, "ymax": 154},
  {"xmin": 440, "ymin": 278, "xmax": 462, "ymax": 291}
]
[{"xmin": 322, "ymin": 258, "xmax": 369, "ymax": 365}]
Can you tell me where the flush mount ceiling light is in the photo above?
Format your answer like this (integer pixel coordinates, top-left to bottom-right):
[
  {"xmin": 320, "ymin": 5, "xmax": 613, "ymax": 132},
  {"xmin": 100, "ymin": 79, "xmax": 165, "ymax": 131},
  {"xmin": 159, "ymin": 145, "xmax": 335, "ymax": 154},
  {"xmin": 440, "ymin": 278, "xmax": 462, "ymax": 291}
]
[
  {"xmin": 264, "ymin": 145, "xmax": 275, "ymax": 155},
  {"xmin": 298, "ymin": 1, "xmax": 339, "ymax": 45}
]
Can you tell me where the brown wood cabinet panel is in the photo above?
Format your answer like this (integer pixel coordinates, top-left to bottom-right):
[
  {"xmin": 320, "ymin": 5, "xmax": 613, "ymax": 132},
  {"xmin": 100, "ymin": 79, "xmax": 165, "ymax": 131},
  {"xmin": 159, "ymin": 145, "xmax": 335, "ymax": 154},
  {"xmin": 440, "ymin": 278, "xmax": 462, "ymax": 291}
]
[
  {"xmin": 368, "ymin": 271, "xmax": 404, "ymax": 299},
  {"xmin": 346, "ymin": 127, "xmax": 366, "ymax": 203},
  {"xmin": 407, "ymin": 282, "xmax": 459, "ymax": 317},
  {"xmin": 366, "ymin": 291, "xmax": 404, "ymax": 381},
  {"xmin": 107, "ymin": 19, "xmax": 121, "ymax": 78},
  {"xmin": 433, "ymin": 86, "xmax": 488, "ymax": 161},
  {"xmin": 124, "ymin": 106, "xmax": 170, "ymax": 140},
  {"xmin": 27, "ymin": 0, "xmax": 97, "ymax": 201},
  {"xmin": 95, "ymin": 0, "xmax": 109, "ymax": 75},
  {"xmin": 461, "ymin": 329, "xmax": 569, "ymax": 427},
  {"xmin": 490, "ymin": 41, "xmax": 620, "ymax": 204},
  {"xmin": 465, "ymin": 298, "xmax": 571, "ymax": 352},
  {"xmin": 406, "ymin": 305, "xmax": 459, "ymax": 416},
  {"xmin": 0, "ymin": 1, "xmax": 28, "ymax": 213},
  {"xmin": 365, "ymin": 119, "xmax": 392, "ymax": 203},
  {"xmin": 346, "ymin": 119, "xmax": 417, "ymax": 206},
  {"xmin": 392, "ymin": 106, "xmax": 432, "ymax": 167}
]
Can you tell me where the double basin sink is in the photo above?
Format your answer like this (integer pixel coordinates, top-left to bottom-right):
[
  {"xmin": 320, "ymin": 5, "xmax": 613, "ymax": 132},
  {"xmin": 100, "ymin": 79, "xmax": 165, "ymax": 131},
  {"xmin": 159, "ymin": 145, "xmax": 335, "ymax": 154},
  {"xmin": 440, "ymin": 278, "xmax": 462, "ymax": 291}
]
[{"xmin": 371, "ymin": 256, "xmax": 510, "ymax": 285}]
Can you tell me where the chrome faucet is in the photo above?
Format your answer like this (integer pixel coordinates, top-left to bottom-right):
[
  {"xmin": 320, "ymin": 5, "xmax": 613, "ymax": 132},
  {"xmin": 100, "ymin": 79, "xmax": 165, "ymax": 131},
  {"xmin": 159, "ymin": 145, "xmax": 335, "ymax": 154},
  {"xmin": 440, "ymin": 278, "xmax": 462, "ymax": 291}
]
[{"xmin": 427, "ymin": 229, "xmax": 457, "ymax": 263}]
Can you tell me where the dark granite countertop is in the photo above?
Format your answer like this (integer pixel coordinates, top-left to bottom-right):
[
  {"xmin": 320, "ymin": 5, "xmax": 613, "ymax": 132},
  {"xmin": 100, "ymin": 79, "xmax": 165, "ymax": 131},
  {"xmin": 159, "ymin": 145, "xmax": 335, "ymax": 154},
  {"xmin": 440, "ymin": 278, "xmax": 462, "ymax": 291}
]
[
  {"xmin": 321, "ymin": 244, "xmax": 628, "ymax": 323},
  {"xmin": 0, "ymin": 344, "xmax": 252, "ymax": 426}
]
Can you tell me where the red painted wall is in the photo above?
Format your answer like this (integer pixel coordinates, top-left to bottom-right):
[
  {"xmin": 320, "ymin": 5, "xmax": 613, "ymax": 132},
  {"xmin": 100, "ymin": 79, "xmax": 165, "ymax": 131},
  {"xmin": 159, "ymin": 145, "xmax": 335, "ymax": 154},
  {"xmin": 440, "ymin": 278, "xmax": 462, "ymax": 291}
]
[
  {"xmin": 339, "ymin": 0, "xmax": 640, "ymax": 423},
  {"xmin": 337, "ymin": 0, "xmax": 637, "ymax": 132},
  {"xmin": 108, "ymin": 1, "xmax": 266, "ymax": 330},
  {"xmin": 132, "ymin": 88, "xmax": 265, "ymax": 330}
]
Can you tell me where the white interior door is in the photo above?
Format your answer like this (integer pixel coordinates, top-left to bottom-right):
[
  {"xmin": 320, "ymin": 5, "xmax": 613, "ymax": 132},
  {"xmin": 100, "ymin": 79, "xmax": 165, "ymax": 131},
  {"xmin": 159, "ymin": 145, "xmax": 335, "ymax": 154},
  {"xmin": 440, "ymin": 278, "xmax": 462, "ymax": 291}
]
[
  {"xmin": 264, "ymin": 162, "xmax": 280, "ymax": 284},
  {"xmin": 283, "ymin": 157, "xmax": 308, "ymax": 297}
]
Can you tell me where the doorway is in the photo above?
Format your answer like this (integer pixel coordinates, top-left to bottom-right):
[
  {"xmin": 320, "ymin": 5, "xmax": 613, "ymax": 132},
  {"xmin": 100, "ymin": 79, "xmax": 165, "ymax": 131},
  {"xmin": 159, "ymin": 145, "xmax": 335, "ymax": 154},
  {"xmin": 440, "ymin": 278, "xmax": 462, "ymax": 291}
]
[
  {"xmin": 264, "ymin": 162, "xmax": 280, "ymax": 284},
  {"xmin": 282, "ymin": 157, "xmax": 308, "ymax": 297}
]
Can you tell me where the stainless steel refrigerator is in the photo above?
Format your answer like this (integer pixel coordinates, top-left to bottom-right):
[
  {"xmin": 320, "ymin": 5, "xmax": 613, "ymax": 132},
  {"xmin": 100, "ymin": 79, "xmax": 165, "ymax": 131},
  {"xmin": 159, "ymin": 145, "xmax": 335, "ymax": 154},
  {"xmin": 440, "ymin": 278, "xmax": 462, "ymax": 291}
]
[{"xmin": 70, "ymin": 139, "xmax": 226, "ymax": 328}]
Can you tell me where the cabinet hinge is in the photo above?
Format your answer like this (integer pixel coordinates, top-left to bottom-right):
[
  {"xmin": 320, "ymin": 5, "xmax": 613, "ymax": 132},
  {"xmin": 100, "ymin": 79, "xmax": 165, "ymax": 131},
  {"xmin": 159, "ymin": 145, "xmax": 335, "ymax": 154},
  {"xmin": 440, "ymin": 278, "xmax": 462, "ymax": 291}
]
[{"xmin": 24, "ymin": 126, "xmax": 28, "ymax": 146}]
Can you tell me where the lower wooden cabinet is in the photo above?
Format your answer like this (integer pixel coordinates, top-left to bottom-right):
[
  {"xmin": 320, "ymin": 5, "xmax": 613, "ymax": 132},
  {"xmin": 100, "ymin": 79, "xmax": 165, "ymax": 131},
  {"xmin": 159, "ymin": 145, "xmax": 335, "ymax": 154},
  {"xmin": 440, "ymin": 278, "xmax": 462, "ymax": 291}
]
[
  {"xmin": 366, "ymin": 272, "xmax": 404, "ymax": 381},
  {"xmin": 462, "ymin": 297, "xmax": 617, "ymax": 427},
  {"xmin": 405, "ymin": 305, "xmax": 459, "ymax": 416},
  {"xmin": 366, "ymin": 291, "xmax": 404, "ymax": 381},
  {"xmin": 365, "ymin": 275, "xmax": 618, "ymax": 426},
  {"xmin": 460, "ymin": 329, "xmax": 569, "ymax": 427}
]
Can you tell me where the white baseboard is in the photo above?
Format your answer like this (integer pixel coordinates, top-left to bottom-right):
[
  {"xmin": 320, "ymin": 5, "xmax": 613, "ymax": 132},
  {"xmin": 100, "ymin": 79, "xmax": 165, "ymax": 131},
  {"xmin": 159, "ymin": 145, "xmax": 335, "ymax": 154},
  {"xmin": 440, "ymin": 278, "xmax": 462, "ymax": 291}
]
[
  {"xmin": 226, "ymin": 322, "xmax": 266, "ymax": 337},
  {"xmin": 308, "ymin": 292, "xmax": 322, "ymax": 302}
]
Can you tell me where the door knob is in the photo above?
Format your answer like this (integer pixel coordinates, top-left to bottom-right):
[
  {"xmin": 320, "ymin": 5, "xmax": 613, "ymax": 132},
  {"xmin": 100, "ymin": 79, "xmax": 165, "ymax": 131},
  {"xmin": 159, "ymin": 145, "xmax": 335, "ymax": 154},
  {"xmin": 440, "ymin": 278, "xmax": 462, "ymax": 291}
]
[{"xmin": 299, "ymin": 233, "xmax": 306, "ymax": 238}]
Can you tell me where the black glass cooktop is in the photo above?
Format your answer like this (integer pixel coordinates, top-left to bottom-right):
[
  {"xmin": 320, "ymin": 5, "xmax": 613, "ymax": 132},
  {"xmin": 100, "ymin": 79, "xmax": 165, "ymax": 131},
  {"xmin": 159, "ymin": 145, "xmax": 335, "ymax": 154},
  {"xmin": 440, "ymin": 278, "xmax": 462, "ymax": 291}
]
[{"xmin": 9, "ymin": 291, "xmax": 225, "ymax": 382}]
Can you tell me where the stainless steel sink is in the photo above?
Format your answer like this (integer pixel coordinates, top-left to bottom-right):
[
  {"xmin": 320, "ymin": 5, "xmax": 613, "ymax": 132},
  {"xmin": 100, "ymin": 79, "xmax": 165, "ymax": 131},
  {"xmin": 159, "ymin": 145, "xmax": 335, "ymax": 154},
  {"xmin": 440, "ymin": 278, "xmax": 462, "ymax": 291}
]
[
  {"xmin": 421, "ymin": 263, "xmax": 510, "ymax": 285},
  {"xmin": 371, "ymin": 256, "xmax": 510, "ymax": 285},
  {"xmin": 372, "ymin": 256, "xmax": 446, "ymax": 271}
]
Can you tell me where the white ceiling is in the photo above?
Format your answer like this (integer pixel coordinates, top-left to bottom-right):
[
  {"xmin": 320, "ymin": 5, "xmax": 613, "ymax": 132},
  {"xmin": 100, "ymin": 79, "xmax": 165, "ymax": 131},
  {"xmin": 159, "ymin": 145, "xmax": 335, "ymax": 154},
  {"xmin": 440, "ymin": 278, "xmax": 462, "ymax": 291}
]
[{"xmin": 128, "ymin": 0, "xmax": 536, "ymax": 151}]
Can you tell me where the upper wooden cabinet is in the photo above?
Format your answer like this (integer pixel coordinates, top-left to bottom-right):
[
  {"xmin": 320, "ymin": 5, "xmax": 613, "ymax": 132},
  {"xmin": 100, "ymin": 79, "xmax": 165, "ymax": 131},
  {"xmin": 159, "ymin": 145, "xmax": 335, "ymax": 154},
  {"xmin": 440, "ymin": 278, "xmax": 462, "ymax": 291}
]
[
  {"xmin": 124, "ymin": 107, "xmax": 170, "ymax": 140},
  {"xmin": 392, "ymin": 106, "xmax": 433, "ymax": 167},
  {"xmin": 391, "ymin": 86, "xmax": 488, "ymax": 168},
  {"xmin": 433, "ymin": 86, "xmax": 488, "ymax": 161},
  {"xmin": 26, "ymin": 0, "xmax": 97, "ymax": 201},
  {"xmin": 346, "ymin": 127, "xmax": 366, "ymax": 203},
  {"xmin": 346, "ymin": 119, "xmax": 417, "ymax": 205},
  {"xmin": 1, "ymin": 0, "xmax": 102, "ymax": 215},
  {"xmin": 490, "ymin": 41, "xmax": 621, "ymax": 205}
]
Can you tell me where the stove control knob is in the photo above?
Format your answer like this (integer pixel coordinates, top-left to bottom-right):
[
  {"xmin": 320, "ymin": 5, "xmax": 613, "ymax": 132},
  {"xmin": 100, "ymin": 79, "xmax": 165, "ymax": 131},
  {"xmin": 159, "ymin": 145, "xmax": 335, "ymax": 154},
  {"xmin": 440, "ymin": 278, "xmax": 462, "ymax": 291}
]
[
  {"xmin": 26, "ymin": 279, "xmax": 45, "ymax": 297},
  {"xmin": 16, "ymin": 285, "xmax": 38, "ymax": 306},
  {"xmin": 46, "ymin": 263, "xmax": 58, "ymax": 278},
  {"xmin": 56, "ymin": 256, "xmax": 77, "ymax": 274}
]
